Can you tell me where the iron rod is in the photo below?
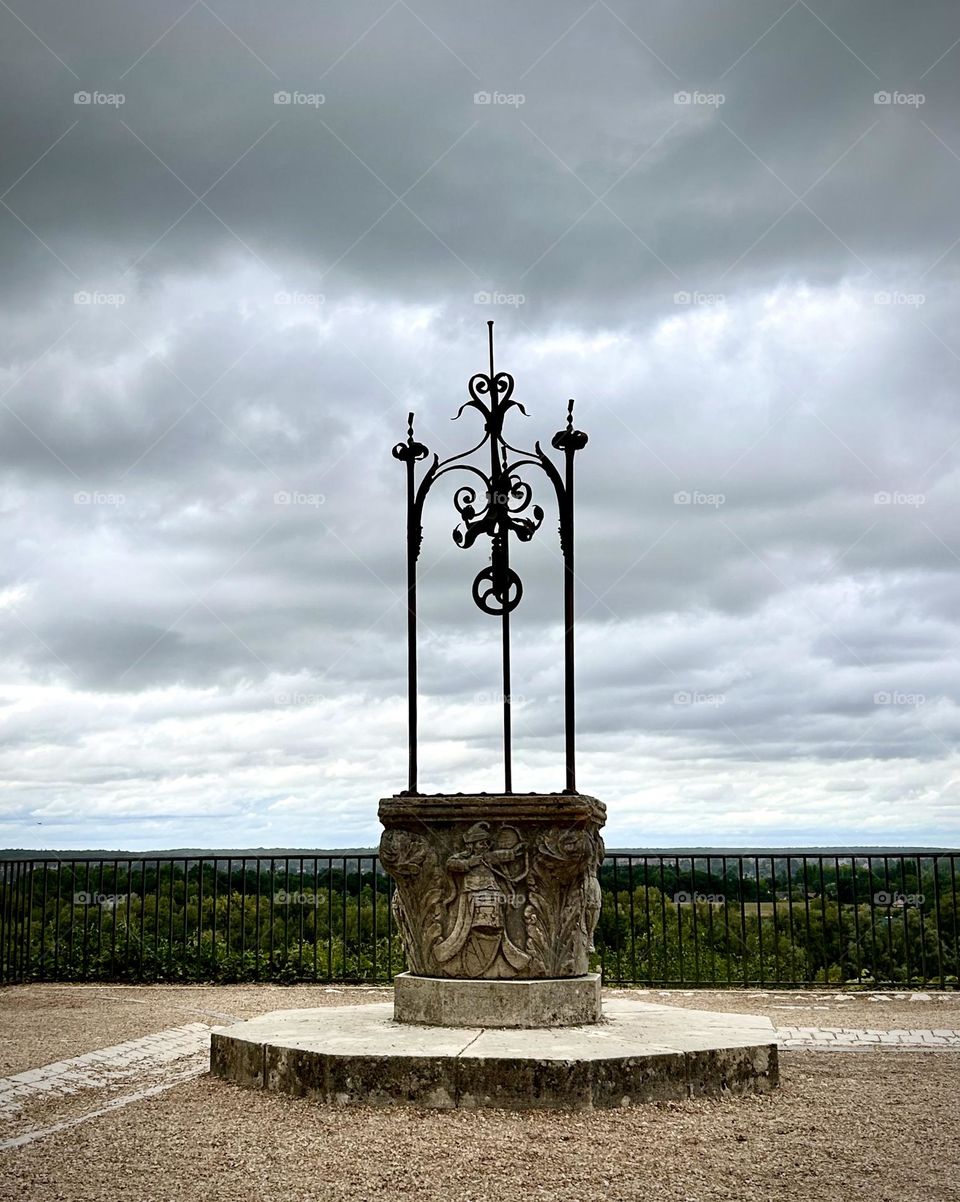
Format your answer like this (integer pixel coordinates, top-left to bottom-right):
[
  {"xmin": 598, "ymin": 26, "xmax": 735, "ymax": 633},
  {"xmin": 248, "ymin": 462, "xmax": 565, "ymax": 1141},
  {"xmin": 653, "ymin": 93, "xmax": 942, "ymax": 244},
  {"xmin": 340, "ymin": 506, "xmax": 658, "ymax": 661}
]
[
  {"xmin": 563, "ymin": 441, "xmax": 576, "ymax": 792},
  {"xmin": 501, "ymin": 577, "xmax": 512, "ymax": 793},
  {"xmin": 406, "ymin": 449, "xmax": 418, "ymax": 794}
]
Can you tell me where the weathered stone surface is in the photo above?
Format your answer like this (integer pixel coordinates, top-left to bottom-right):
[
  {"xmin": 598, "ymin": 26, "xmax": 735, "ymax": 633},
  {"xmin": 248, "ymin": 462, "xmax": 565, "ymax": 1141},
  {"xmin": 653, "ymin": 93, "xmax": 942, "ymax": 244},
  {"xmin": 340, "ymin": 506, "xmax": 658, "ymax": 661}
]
[
  {"xmin": 378, "ymin": 793, "xmax": 606, "ymax": 980},
  {"xmin": 210, "ymin": 1000, "xmax": 779, "ymax": 1109},
  {"xmin": 210, "ymin": 1030, "xmax": 263, "ymax": 1088},
  {"xmin": 684, "ymin": 1045, "xmax": 779, "ymax": 1098},
  {"xmin": 393, "ymin": 972, "xmax": 601, "ymax": 1028}
]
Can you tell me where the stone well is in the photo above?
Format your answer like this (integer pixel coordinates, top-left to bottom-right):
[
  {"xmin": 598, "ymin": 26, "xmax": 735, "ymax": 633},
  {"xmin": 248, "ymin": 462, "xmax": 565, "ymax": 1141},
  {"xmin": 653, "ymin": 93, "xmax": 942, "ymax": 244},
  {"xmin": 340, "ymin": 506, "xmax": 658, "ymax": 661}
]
[
  {"xmin": 209, "ymin": 329, "xmax": 779, "ymax": 1108},
  {"xmin": 211, "ymin": 792, "xmax": 779, "ymax": 1108},
  {"xmin": 378, "ymin": 792, "xmax": 606, "ymax": 1027}
]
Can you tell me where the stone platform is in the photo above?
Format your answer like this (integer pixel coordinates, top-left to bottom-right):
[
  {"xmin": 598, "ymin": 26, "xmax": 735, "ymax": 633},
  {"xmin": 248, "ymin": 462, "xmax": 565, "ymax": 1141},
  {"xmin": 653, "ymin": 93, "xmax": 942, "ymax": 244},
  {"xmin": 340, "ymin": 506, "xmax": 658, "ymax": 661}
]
[{"xmin": 210, "ymin": 999, "xmax": 778, "ymax": 1110}]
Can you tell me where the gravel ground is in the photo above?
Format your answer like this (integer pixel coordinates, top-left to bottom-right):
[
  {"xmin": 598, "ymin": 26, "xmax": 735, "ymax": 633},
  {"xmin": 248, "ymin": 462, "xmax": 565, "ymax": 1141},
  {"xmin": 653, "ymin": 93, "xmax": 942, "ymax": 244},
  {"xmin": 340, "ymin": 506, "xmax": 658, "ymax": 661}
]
[
  {"xmin": 2, "ymin": 1051, "xmax": 959, "ymax": 1201},
  {"xmin": 2, "ymin": 985, "xmax": 959, "ymax": 1202}
]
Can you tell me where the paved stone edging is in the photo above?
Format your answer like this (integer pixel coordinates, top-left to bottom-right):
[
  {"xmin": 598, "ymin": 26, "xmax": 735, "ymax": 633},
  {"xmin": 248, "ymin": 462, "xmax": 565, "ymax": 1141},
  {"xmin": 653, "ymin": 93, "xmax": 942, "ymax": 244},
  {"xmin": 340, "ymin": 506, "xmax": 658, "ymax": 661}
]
[
  {"xmin": 777, "ymin": 1026, "xmax": 960, "ymax": 1049},
  {"xmin": 0, "ymin": 1022, "xmax": 212, "ymax": 1116}
]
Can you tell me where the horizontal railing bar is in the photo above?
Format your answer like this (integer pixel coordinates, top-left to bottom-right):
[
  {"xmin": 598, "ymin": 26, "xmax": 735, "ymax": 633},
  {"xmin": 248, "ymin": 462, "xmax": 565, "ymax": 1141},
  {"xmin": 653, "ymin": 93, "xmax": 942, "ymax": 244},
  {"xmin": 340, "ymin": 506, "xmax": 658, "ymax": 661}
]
[{"xmin": 4, "ymin": 848, "xmax": 958, "ymax": 861}]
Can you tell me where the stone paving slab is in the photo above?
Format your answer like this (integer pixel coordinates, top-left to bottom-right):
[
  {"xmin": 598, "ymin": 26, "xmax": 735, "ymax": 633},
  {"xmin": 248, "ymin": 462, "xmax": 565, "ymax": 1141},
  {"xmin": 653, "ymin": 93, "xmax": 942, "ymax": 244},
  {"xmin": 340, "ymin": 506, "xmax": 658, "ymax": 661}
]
[{"xmin": 776, "ymin": 1025, "xmax": 960, "ymax": 1049}]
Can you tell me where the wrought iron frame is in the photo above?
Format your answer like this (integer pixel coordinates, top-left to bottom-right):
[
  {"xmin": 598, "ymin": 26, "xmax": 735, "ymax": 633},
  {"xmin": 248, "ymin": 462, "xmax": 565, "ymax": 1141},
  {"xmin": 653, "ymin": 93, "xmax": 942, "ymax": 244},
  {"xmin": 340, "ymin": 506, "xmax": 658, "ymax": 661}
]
[{"xmin": 393, "ymin": 321, "xmax": 588, "ymax": 795}]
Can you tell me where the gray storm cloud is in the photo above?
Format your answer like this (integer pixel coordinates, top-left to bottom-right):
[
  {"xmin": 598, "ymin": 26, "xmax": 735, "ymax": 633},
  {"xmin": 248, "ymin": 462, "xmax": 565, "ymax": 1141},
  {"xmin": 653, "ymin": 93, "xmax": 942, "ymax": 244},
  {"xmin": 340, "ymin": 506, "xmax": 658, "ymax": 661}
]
[{"xmin": 1, "ymin": 0, "xmax": 959, "ymax": 848}]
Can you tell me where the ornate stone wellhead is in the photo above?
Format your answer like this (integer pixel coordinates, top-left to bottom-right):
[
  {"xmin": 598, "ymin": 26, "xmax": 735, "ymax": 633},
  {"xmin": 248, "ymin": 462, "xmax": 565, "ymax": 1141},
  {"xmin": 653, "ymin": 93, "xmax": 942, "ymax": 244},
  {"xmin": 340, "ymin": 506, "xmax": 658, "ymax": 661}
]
[
  {"xmin": 380, "ymin": 323, "xmax": 605, "ymax": 988},
  {"xmin": 379, "ymin": 793, "xmax": 605, "ymax": 981}
]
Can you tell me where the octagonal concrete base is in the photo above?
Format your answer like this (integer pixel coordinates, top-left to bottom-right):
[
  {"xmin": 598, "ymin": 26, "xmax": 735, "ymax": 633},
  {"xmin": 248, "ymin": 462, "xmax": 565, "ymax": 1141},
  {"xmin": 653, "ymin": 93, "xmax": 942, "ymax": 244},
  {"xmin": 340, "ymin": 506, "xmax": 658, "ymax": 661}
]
[{"xmin": 210, "ymin": 1000, "xmax": 778, "ymax": 1110}]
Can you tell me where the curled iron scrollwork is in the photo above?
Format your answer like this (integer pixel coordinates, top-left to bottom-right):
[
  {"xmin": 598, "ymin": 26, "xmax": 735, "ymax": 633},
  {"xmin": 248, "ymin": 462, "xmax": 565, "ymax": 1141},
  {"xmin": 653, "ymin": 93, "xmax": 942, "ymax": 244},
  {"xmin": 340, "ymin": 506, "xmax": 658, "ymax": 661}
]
[
  {"xmin": 393, "ymin": 322, "xmax": 589, "ymax": 794},
  {"xmin": 452, "ymin": 473, "xmax": 544, "ymax": 555},
  {"xmin": 471, "ymin": 563, "xmax": 522, "ymax": 615}
]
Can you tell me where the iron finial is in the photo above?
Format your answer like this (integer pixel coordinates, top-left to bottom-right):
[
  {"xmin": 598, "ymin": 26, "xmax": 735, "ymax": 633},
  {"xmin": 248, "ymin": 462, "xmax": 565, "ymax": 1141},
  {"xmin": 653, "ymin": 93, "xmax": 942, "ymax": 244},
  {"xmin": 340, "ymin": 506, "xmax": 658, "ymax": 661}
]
[
  {"xmin": 393, "ymin": 410, "xmax": 429, "ymax": 463},
  {"xmin": 552, "ymin": 397, "xmax": 588, "ymax": 453}
]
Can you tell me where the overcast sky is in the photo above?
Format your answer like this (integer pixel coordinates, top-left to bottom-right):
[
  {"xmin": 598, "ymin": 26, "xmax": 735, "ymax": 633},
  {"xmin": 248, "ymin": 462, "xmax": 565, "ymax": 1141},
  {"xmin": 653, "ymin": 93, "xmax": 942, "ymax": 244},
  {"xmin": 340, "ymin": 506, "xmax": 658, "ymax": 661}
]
[{"xmin": 2, "ymin": 0, "xmax": 959, "ymax": 851}]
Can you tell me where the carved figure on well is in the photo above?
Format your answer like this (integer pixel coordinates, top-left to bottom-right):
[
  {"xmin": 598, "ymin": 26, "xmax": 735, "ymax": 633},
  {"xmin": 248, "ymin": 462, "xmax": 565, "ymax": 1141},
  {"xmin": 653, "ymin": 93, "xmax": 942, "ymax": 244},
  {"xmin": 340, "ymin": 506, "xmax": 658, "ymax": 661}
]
[{"xmin": 434, "ymin": 822, "xmax": 530, "ymax": 978}]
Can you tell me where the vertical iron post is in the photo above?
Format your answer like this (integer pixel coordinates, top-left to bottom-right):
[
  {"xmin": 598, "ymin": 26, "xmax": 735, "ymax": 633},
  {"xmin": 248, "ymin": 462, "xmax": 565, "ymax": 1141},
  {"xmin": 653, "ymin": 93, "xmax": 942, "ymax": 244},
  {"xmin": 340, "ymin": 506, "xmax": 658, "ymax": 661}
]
[
  {"xmin": 552, "ymin": 397, "xmax": 588, "ymax": 794},
  {"xmin": 501, "ymin": 533, "xmax": 513, "ymax": 793},
  {"xmin": 563, "ymin": 424, "xmax": 577, "ymax": 794},
  {"xmin": 405, "ymin": 425, "xmax": 418, "ymax": 795},
  {"xmin": 394, "ymin": 412, "xmax": 428, "ymax": 795},
  {"xmin": 487, "ymin": 326, "xmax": 514, "ymax": 791}
]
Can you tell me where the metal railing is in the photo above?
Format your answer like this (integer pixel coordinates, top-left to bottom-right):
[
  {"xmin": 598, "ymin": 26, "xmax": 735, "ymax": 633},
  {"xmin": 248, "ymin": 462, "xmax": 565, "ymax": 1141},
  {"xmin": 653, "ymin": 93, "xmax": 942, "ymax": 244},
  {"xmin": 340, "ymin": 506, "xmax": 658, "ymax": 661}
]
[
  {"xmin": 598, "ymin": 852, "xmax": 958, "ymax": 988},
  {"xmin": 1, "ymin": 851, "xmax": 957, "ymax": 988}
]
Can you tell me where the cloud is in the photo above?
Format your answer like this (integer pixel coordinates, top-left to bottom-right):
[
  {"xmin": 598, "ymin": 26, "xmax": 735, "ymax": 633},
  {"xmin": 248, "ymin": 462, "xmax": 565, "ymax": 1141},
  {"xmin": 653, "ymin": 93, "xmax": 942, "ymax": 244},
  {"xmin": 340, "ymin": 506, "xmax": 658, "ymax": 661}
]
[{"xmin": 1, "ymin": 0, "xmax": 959, "ymax": 847}]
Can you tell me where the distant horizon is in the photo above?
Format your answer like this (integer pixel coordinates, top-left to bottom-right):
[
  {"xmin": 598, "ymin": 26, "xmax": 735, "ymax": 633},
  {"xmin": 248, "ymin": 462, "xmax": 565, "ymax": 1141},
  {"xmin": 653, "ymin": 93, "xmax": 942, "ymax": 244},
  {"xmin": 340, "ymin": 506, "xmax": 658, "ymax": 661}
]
[{"xmin": 4, "ymin": 839, "xmax": 958, "ymax": 857}]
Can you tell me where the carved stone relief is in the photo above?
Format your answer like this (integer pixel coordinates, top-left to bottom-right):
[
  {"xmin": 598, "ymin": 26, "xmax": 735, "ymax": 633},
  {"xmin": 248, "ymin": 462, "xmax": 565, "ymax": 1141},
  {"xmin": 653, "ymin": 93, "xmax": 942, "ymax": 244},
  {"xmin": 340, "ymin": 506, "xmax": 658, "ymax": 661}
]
[{"xmin": 379, "ymin": 794, "xmax": 605, "ymax": 980}]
